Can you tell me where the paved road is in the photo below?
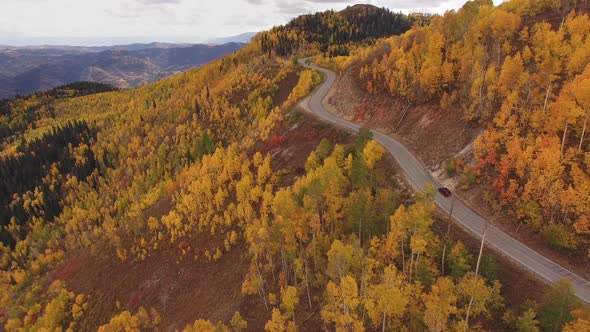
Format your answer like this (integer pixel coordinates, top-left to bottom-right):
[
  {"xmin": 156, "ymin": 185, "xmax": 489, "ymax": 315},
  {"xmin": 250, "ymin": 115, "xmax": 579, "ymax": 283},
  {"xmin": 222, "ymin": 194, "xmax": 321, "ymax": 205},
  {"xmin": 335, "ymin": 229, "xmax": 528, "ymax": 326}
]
[{"xmin": 298, "ymin": 59, "xmax": 590, "ymax": 304}]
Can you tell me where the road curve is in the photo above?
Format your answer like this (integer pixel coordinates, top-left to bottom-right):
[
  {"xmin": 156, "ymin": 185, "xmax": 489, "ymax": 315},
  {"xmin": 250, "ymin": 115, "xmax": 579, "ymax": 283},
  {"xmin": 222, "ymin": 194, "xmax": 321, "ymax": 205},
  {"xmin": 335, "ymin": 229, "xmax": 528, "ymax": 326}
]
[{"xmin": 298, "ymin": 58, "xmax": 590, "ymax": 304}]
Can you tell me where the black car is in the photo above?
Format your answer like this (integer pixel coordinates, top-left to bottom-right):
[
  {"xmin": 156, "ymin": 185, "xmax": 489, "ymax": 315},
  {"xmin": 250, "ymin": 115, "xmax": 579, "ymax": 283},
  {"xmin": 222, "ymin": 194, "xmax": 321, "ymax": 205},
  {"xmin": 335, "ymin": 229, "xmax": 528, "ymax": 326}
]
[{"xmin": 438, "ymin": 187, "xmax": 452, "ymax": 197}]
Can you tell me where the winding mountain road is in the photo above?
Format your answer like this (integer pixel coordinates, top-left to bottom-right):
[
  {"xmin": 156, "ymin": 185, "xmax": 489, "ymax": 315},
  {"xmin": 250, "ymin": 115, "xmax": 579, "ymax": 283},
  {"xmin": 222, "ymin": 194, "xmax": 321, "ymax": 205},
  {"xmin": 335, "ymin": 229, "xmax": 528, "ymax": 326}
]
[{"xmin": 298, "ymin": 59, "xmax": 590, "ymax": 304}]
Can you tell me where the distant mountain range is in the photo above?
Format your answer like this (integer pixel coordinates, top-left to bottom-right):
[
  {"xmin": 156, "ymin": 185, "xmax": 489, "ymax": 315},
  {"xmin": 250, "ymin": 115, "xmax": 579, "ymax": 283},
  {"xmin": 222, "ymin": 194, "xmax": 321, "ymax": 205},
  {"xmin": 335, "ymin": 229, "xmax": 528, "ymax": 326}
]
[
  {"xmin": 205, "ymin": 32, "xmax": 257, "ymax": 45},
  {"xmin": 0, "ymin": 42, "xmax": 245, "ymax": 98},
  {"xmin": 0, "ymin": 42, "xmax": 195, "ymax": 54}
]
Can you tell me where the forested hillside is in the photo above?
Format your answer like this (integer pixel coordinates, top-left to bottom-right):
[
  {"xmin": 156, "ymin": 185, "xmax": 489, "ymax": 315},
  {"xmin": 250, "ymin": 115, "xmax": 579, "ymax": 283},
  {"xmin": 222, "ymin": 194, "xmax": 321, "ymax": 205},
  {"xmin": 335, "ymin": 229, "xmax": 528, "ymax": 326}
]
[
  {"xmin": 1, "ymin": 1, "xmax": 589, "ymax": 331},
  {"xmin": 325, "ymin": 0, "xmax": 590, "ymax": 258},
  {"xmin": 0, "ymin": 37, "xmax": 297, "ymax": 329},
  {"xmin": 257, "ymin": 4, "xmax": 430, "ymax": 58}
]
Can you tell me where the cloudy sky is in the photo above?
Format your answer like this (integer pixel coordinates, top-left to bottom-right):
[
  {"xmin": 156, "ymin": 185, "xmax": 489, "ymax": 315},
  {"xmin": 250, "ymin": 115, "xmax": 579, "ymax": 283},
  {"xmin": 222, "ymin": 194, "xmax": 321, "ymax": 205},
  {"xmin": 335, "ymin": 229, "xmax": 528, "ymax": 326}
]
[{"xmin": 0, "ymin": 0, "xmax": 504, "ymax": 46}]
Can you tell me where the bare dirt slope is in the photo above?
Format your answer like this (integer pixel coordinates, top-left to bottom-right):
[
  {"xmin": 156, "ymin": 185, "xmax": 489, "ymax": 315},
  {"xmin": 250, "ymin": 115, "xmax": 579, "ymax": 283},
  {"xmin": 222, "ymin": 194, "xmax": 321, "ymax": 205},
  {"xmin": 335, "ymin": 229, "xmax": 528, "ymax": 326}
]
[
  {"xmin": 324, "ymin": 61, "xmax": 481, "ymax": 170},
  {"xmin": 52, "ymin": 242, "xmax": 256, "ymax": 331}
]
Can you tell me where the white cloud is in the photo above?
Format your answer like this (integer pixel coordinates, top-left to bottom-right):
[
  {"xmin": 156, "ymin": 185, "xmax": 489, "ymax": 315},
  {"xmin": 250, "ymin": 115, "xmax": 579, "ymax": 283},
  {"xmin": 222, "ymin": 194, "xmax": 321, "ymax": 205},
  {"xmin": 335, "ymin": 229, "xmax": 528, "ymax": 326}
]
[
  {"xmin": 0, "ymin": 0, "xmax": 504, "ymax": 46},
  {"xmin": 137, "ymin": 0, "xmax": 181, "ymax": 4},
  {"xmin": 306, "ymin": 0, "xmax": 354, "ymax": 3},
  {"xmin": 275, "ymin": 0, "xmax": 312, "ymax": 15}
]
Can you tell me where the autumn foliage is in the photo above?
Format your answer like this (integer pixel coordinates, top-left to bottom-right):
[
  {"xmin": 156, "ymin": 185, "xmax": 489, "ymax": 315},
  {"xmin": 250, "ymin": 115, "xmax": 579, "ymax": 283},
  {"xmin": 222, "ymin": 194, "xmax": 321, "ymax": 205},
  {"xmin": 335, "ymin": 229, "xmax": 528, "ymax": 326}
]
[
  {"xmin": 352, "ymin": 0, "xmax": 590, "ymax": 253},
  {"xmin": 1, "ymin": 0, "xmax": 589, "ymax": 330}
]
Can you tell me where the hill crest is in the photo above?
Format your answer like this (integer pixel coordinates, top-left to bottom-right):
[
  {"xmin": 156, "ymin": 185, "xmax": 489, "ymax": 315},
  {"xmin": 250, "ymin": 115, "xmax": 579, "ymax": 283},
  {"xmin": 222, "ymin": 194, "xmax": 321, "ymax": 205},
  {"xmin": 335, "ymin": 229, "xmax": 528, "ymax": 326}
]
[{"xmin": 339, "ymin": 4, "xmax": 380, "ymax": 17}]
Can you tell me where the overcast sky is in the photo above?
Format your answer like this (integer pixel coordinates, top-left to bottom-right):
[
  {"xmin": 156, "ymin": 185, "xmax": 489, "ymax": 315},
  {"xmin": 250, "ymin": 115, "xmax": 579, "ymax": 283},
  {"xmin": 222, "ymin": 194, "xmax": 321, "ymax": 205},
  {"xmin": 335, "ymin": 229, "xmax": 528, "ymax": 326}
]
[{"xmin": 0, "ymin": 0, "xmax": 504, "ymax": 46}]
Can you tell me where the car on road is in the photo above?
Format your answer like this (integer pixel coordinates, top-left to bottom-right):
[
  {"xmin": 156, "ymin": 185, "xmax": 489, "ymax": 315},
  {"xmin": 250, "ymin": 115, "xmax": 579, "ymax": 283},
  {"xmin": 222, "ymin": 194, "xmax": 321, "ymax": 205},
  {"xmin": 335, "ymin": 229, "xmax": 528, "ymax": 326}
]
[{"xmin": 438, "ymin": 187, "xmax": 452, "ymax": 197}]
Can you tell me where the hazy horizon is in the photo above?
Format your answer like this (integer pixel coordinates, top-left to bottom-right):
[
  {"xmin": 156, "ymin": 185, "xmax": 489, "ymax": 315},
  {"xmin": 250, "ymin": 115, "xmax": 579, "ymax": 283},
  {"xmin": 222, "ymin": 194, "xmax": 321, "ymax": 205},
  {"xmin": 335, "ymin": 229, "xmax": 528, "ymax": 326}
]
[
  {"xmin": 0, "ymin": 32, "xmax": 256, "ymax": 48},
  {"xmin": 1, "ymin": 0, "xmax": 503, "ymax": 47}
]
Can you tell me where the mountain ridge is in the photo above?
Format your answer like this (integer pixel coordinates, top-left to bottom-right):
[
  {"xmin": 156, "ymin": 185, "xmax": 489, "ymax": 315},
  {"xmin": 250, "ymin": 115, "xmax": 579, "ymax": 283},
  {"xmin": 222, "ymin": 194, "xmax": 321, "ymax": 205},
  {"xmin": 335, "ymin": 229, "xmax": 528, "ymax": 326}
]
[
  {"xmin": 0, "ymin": 42, "xmax": 245, "ymax": 98},
  {"xmin": 0, "ymin": 42, "xmax": 195, "ymax": 53},
  {"xmin": 204, "ymin": 32, "xmax": 257, "ymax": 45}
]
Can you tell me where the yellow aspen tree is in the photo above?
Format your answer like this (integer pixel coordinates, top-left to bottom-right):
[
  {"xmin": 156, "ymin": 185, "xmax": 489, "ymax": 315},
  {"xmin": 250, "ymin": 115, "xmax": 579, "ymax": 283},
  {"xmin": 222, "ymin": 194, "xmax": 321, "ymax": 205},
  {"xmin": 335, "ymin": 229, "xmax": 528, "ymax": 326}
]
[
  {"xmin": 362, "ymin": 140, "xmax": 384, "ymax": 170},
  {"xmin": 184, "ymin": 319, "xmax": 228, "ymax": 332},
  {"xmin": 98, "ymin": 307, "xmax": 160, "ymax": 332},
  {"xmin": 280, "ymin": 286, "xmax": 299, "ymax": 325},
  {"xmin": 423, "ymin": 277, "xmax": 458, "ymax": 332},
  {"xmin": 265, "ymin": 308, "xmax": 287, "ymax": 332},
  {"xmin": 326, "ymin": 240, "xmax": 360, "ymax": 282},
  {"xmin": 365, "ymin": 265, "xmax": 409, "ymax": 331},
  {"xmin": 569, "ymin": 67, "xmax": 590, "ymax": 152},
  {"xmin": 457, "ymin": 273, "xmax": 503, "ymax": 331},
  {"xmin": 563, "ymin": 319, "xmax": 590, "ymax": 332},
  {"xmin": 321, "ymin": 275, "xmax": 364, "ymax": 332},
  {"xmin": 305, "ymin": 151, "xmax": 320, "ymax": 172},
  {"xmin": 230, "ymin": 312, "xmax": 248, "ymax": 332}
]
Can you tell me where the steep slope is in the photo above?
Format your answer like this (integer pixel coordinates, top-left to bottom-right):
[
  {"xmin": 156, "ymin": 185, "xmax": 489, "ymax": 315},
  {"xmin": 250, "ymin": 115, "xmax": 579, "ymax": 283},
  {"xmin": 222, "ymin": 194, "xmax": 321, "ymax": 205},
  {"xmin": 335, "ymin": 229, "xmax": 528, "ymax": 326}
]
[
  {"xmin": 0, "ymin": 39, "xmax": 298, "ymax": 329},
  {"xmin": 322, "ymin": 0, "xmax": 590, "ymax": 277},
  {"xmin": 300, "ymin": 58, "xmax": 590, "ymax": 304}
]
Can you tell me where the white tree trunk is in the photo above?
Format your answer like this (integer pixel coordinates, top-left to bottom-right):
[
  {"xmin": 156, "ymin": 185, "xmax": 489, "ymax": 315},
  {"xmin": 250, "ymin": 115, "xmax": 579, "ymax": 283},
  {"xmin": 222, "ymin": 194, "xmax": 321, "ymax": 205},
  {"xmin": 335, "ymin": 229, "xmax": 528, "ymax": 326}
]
[
  {"xmin": 475, "ymin": 223, "xmax": 488, "ymax": 276},
  {"xmin": 305, "ymin": 261, "xmax": 312, "ymax": 309},
  {"xmin": 543, "ymin": 84, "xmax": 551, "ymax": 113},
  {"xmin": 358, "ymin": 216, "xmax": 362, "ymax": 245},
  {"xmin": 464, "ymin": 221, "xmax": 489, "ymax": 332},
  {"xmin": 561, "ymin": 122, "xmax": 569, "ymax": 155},
  {"xmin": 441, "ymin": 197, "xmax": 455, "ymax": 276},
  {"xmin": 579, "ymin": 109, "xmax": 588, "ymax": 152},
  {"xmin": 401, "ymin": 237, "xmax": 405, "ymax": 276}
]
